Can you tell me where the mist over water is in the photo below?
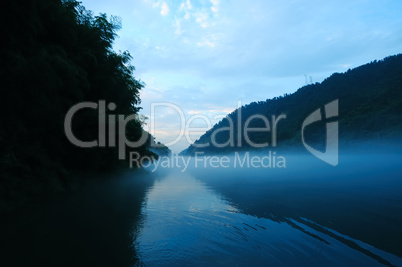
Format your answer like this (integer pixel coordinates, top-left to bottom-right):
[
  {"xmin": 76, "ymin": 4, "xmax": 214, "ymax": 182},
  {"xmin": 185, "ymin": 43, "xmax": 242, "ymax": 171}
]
[
  {"xmin": 3, "ymin": 0, "xmax": 402, "ymax": 265},
  {"xmin": 2, "ymin": 143, "xmax": 401, "ymax": 266},
  {"xmin": 136, "ymin": 142, "xmax": 402, "ymax": 266}
]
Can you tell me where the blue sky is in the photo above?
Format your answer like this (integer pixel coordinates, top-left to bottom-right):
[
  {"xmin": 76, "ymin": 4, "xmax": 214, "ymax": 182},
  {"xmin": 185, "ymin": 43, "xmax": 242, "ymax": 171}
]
[{"xmin": 81, "ymin": 0, "xmax": 402, "ymax": 152}]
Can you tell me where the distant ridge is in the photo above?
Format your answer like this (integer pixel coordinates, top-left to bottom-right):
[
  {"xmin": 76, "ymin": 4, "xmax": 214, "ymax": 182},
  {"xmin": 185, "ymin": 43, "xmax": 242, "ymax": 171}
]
[{"xmin": 181, "ymin": 54, "xmax": 402, "ymax": 155}]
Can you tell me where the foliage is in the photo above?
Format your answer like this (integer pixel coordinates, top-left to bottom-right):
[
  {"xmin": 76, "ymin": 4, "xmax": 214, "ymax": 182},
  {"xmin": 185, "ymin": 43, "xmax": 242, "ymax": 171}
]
[
  {"xmin": 182, "ymin": 55, "xmax": 402, "ymax": 155},
  {"xmin": 0, "ymin": 0, "xmax": 154, "ymax": 209}
]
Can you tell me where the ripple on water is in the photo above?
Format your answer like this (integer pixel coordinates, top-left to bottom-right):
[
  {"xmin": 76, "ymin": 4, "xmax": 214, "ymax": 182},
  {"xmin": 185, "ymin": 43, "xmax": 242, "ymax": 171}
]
[{"xmin": 133, "ymin": 171, "xmax": 402, "ymax": 266}]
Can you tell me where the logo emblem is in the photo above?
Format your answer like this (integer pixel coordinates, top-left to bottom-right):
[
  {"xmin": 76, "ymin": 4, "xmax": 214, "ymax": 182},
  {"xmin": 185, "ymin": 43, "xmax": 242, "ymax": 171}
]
[{"xmin": 302, "ymin": 100, "xmax": 338, "ymax": 166}]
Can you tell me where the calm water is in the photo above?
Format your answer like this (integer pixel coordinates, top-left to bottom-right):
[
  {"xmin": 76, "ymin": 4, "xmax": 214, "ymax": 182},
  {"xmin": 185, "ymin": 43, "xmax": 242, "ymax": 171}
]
[
  {"xmin": 135, "ymin": 152, "xmax": 402, "ymax": 266},
  {"xmin": 1, "ymin": 151, "xmax": 402, "ymax": 266}
]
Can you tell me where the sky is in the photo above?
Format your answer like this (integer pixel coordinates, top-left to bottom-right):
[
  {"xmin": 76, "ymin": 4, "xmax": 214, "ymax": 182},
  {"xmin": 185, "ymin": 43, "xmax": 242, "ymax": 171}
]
[{"xmin": 80, "ymin": 0, "xmax": 402, "ymax": 153}]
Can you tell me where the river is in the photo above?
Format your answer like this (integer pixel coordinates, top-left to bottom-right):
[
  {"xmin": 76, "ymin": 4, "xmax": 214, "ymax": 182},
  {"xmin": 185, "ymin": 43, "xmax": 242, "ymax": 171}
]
[{"xmin": 1, "ymin": 151, "xmax": 402, "ymax": 266}]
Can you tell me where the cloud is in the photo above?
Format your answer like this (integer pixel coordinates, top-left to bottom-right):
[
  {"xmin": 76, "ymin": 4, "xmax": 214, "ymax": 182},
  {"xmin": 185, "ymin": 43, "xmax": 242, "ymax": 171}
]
[
  {"xmin": 210, "ymin": 0, "xmax": 219, "ymax": 13},
  {"xmin": 180, "ymin": 0, "xmax": 192, "ymax": 10},
  {"xmin": 79, "ymin": 0, "xmax": 402, "ymax": 152},
  {"xmin": 197, "ymin": 38, "xmax": 215, "ymax": 48},
  {"xmin": 160, "ymin": 2, "xmax": 169, "ymax": 16},
  {"xmin": 195, "ymin": 12, "xmax": 209, "ymax": 28},
  {"xmin": 174, "ymin": 18, "xmax": 183, "ymax": 35}
]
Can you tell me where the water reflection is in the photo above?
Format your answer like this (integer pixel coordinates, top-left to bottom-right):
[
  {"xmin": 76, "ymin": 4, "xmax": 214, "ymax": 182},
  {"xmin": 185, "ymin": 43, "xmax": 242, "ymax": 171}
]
[
  {"xmin": 135, "ymin": 153, "xmax": 402, "ymax": 266},
  {"xmin": 2, "ymin": 152, "xmax": 400, "ymax": 266},
  {"xmin": 0, "ymin": 170, "xmax": 156, "ymax": 266}
]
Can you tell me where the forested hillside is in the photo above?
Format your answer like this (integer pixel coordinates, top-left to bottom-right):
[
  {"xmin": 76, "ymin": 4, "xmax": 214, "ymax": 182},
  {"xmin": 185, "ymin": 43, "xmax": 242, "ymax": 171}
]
[
  {"xmin": 182, "ymin": 54, "xmax": 402, "ymax": 155},
  {"xmin": 0, "ymin": 0, "xmax": 155, "ymax": 209}
]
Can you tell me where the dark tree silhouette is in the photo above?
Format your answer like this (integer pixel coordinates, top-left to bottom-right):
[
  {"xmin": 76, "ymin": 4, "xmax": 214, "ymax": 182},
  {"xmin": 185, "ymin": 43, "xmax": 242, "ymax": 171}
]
[
  {"xmin": 0, "ymin": 0, "xmax": 157, "ymax": 209},
  {"xmin": 182, "ymin": 54, "xmax": 402, "ymax": 155}
]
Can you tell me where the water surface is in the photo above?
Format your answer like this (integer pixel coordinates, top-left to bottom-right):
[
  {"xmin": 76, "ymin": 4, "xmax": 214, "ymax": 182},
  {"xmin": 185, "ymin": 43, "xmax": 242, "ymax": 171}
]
[
  {"xmin": 135, "ymin": 152, "xmax": 402, "ymax": 266},
  {"xmin": 1, "ymin": 152, "xmax": 401, "ymax": 266}
]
